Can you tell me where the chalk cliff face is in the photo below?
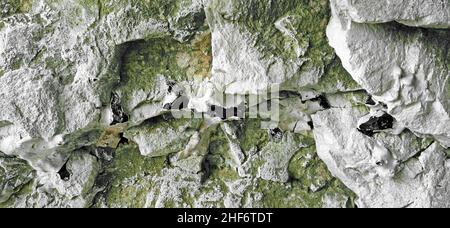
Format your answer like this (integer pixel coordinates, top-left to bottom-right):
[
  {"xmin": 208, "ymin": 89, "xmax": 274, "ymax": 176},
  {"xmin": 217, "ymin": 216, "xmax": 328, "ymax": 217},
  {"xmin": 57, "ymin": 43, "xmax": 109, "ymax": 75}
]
[{"xmin": 0, "ymin": 0, "xmax": 448, "ymax": 208}]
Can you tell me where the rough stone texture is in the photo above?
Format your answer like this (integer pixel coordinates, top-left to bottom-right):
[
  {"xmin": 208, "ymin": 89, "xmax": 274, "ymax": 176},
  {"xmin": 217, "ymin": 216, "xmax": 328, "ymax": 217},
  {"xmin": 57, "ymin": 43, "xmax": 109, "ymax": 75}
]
[
  {"xmin": 0, "ymin": 0, "xmax": 172, "ymax": 171},
  {"xmin": 328, "ymin": 1, "xmax": 450, "ymax": 148},
  {"xmin": 313, "ymin": 108, "xmax": 449, "ymax": 208},
  {"xmin": 125, "ymin": 117, "xmax": 202, "ymax": 157},
  {"xmin": 1, "ymin": 149, "xmax": 100, "ymax": 208},
  {"xmin": 0, "ymin": 0, "xmax": 448, "ymax": 208},
  {"xmin": 0, "ymin": 152, "xmax": 35, "ymax": 204},
  {"xmin": 92, "ymin": 123, "xmax": 355, "ymax": 208},
  {"xmin": 333, "ymin": 0, "xmax": 450, "ymax": 29},
  {"xmin": 205, "ymin": 0, "xmax": 342, "ymax": 95}
]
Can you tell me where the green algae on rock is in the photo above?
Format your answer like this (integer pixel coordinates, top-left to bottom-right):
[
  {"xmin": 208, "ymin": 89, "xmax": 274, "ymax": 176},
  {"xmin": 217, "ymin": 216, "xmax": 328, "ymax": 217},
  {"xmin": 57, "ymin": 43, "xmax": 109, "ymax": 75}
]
[
  {"xmin": 117, "ymin": 31, "xmax": 212, "ymax": 116},
  {"xmin": 1, "ymin": 0, "xmax": 34, "ymax": 18},
  {"xmin": 0, "ymin": 153, "xmax": 36, "ymax": 205},
  {"xmin": 0, "ymin": 0, "xmax": 361, "ymax": 208},
  {"xmin": 5, "ymin": 0, "xmax": 448, "ymax": 209},
  {"xmin": 93, "ymin": 125, "xmax": 356, "ymax": 208}
]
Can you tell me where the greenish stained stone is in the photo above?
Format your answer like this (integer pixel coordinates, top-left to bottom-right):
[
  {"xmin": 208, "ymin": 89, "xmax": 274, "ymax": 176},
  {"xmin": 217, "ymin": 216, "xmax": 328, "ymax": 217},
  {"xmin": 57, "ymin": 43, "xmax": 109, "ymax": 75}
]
[
  {"xmin": 44, "ymin": 57, "xmax": 61, "ymax": 70},
  {"xmin": 418, "ymin": 29, "xmax": 450, "ymax": 102},
  {"xmin": 206, "ymin": 0, "xmax": 362, "ymax": 93},
  {"xmin": 0, "ymin": 0, "xmax": 364, "ymax": 208},
  {"xmin": 93, "ymin": 0, "xmax": 178, "ymax": 20},
  {"xmin": 341, "ymin": 91, "xmax": 369, "ymax": 105},
  {"xmin": 78, "ymin": 0, "xmax": 100, "ymax": 10},
  {"xmin": 0, "ymin": 153, "xmax": 36, "ymax": 207},
  {"xmin": 0, "ymin": 0, "xmax": 34, "ymax": 18},
  {"xmin": 239, "ymin": 131, "xmax": 356, "ymax": 208},
  {"xmin": 236, "ymin": 119, "xmax": 270, "ymax": 154},
  {"xmin": 93, "ymin": 120, "xmax": 357, "ymax": 208},
  {"xmin": 405, "ymin": 133, "xmax": 435, "ymax": 152},
  {"xmin": 119, "ymin": 33, "xmax": 212, "ymax": 112},
  {"xmin": 205, "ymin": 125, "xmax": 236, "ymax": 169},
  {"xmin": 68, "ymin": 153, "xmax": 101, "ymax": 197},
  {"xmin": 316, "ymin": 58, "xmax": 361, "ymax": 92},
  {"xmin": 0, "ymin": 178, "xmax": 36, "ymax": 208},
  {"xmin": 170, "ymin": 0, "xmax": 208, "ymax": 40},
  {"xmin": 208, "ymin": 0, "xmax": 334, "ymax": 65},
  {"xmin": 288, "ymin": 145, "xmax": 332, "ymax": 190},
  {"xmin": 10, "ymin": 59, "xmax": 22, "ymax": 71},
  {"xmin": 249, "ymin": 177, "xmax": 355, "ymax": 208},
  {"xmin": 119, "ymin": 39, "xmax": 187, "ymax": 110},
  {"xmin": 95, "ymin": 143, "xmax": 167, "ymax": 208},
  {"xmin": 253, "ymin": 179, "xmax": 321, "ymax": 208}
]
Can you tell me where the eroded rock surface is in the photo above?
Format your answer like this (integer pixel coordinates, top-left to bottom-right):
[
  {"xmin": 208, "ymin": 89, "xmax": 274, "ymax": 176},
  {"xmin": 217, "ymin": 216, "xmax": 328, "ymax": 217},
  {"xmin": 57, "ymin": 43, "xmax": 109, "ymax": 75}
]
[
  {"xmin": 333, "ymin": 0, "xmax": 450, "ymax": 29},
  {"xmin": 0, "ymin": 0, "xmax": 448, "ymax": 208},
  {"xmin": 327, "ymin": 0, "xmax": 450, "ymax": 147},
  {"xmin": 313, "ymin": 108, "xmax": 449, "ymax": 208}
]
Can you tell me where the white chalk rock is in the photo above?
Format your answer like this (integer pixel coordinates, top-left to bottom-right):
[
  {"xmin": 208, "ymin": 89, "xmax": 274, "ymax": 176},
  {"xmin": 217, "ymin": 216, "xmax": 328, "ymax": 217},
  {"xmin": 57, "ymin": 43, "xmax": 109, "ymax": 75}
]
[
  {"xmin": 332, "ymin": 0, "xmax": 450, "ymax": 29},
  {"xmin": 312, "ymin": 108, "xmax": 450, "ymax": 208},
  {"xmin": 327, "ymin": 4, "xmax": 450, "ymax": 147},
  {"xmin": 125, "ymin": 117, "xmax": 202, "ymax": 157},
  {"xmin": 205, "ymin": 0, "xmax": 306, "ymax": 95},
  {"xmin": 0, "ymin": 0, "xmax": 171, "ymax": 169},
  {"xmin": 11, "ymin": 151, "xmax": 100, "ymax": 208}
]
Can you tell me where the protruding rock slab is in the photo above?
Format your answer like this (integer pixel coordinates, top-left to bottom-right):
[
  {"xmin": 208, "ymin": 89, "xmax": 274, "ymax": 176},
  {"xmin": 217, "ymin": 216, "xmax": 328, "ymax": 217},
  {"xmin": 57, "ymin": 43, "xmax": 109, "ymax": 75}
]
[
  {"xmin": 312, "ymin": 108, "xmax": 450, "ymax": 208},
  {"xmin": 327, "ymin": 3, "xmax": 450, "ymax": 147},
  {"xmin": 332, "ymin": 0, "xmax": 450, "ymax": 29}
]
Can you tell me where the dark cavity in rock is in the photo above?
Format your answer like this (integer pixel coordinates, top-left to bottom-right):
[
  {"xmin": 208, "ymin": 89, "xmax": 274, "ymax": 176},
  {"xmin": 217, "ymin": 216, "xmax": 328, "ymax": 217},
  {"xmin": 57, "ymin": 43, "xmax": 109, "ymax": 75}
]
[
  {"xmin": 142, "ymin": 113, "xmax": 176, "ymax": 126},
  {"xmin": 118, "ymin": 132, "xmax": 129, "ymax": 146},
  {"xmin": 358, "ymin": 113, "xmax": 395, "ymax": 136},
  {"xmin": 307, "ymin": 121, "xmax": 314, "ymax": 129},
  {"xmin": 366, "ymin": 95, "xmax": 376, "ymax": 106},
  {"xmin": 111, "ymin": 92, "xmax": 129, "ymax": 125},
  {"xmin": 167, "ymin": 80, "xmax": 176, "ymax": 93},
  {"xmin": 280, "ymin": 90, "xmax": 302, "ymax": 99},
  {"xmin": 311, "ymin": 94, "xmax": 331, "ymax": 109},
  {"xmin": 200, "ymin": 155, "xmax": 213, "ymax": 184},
  {"xmin": 57, "ymin": 162, "xmax": 71, "ymax": 181},
  {"xmin": 270, "ymin": 128, "xmax": 283, "ymax": 141}
]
